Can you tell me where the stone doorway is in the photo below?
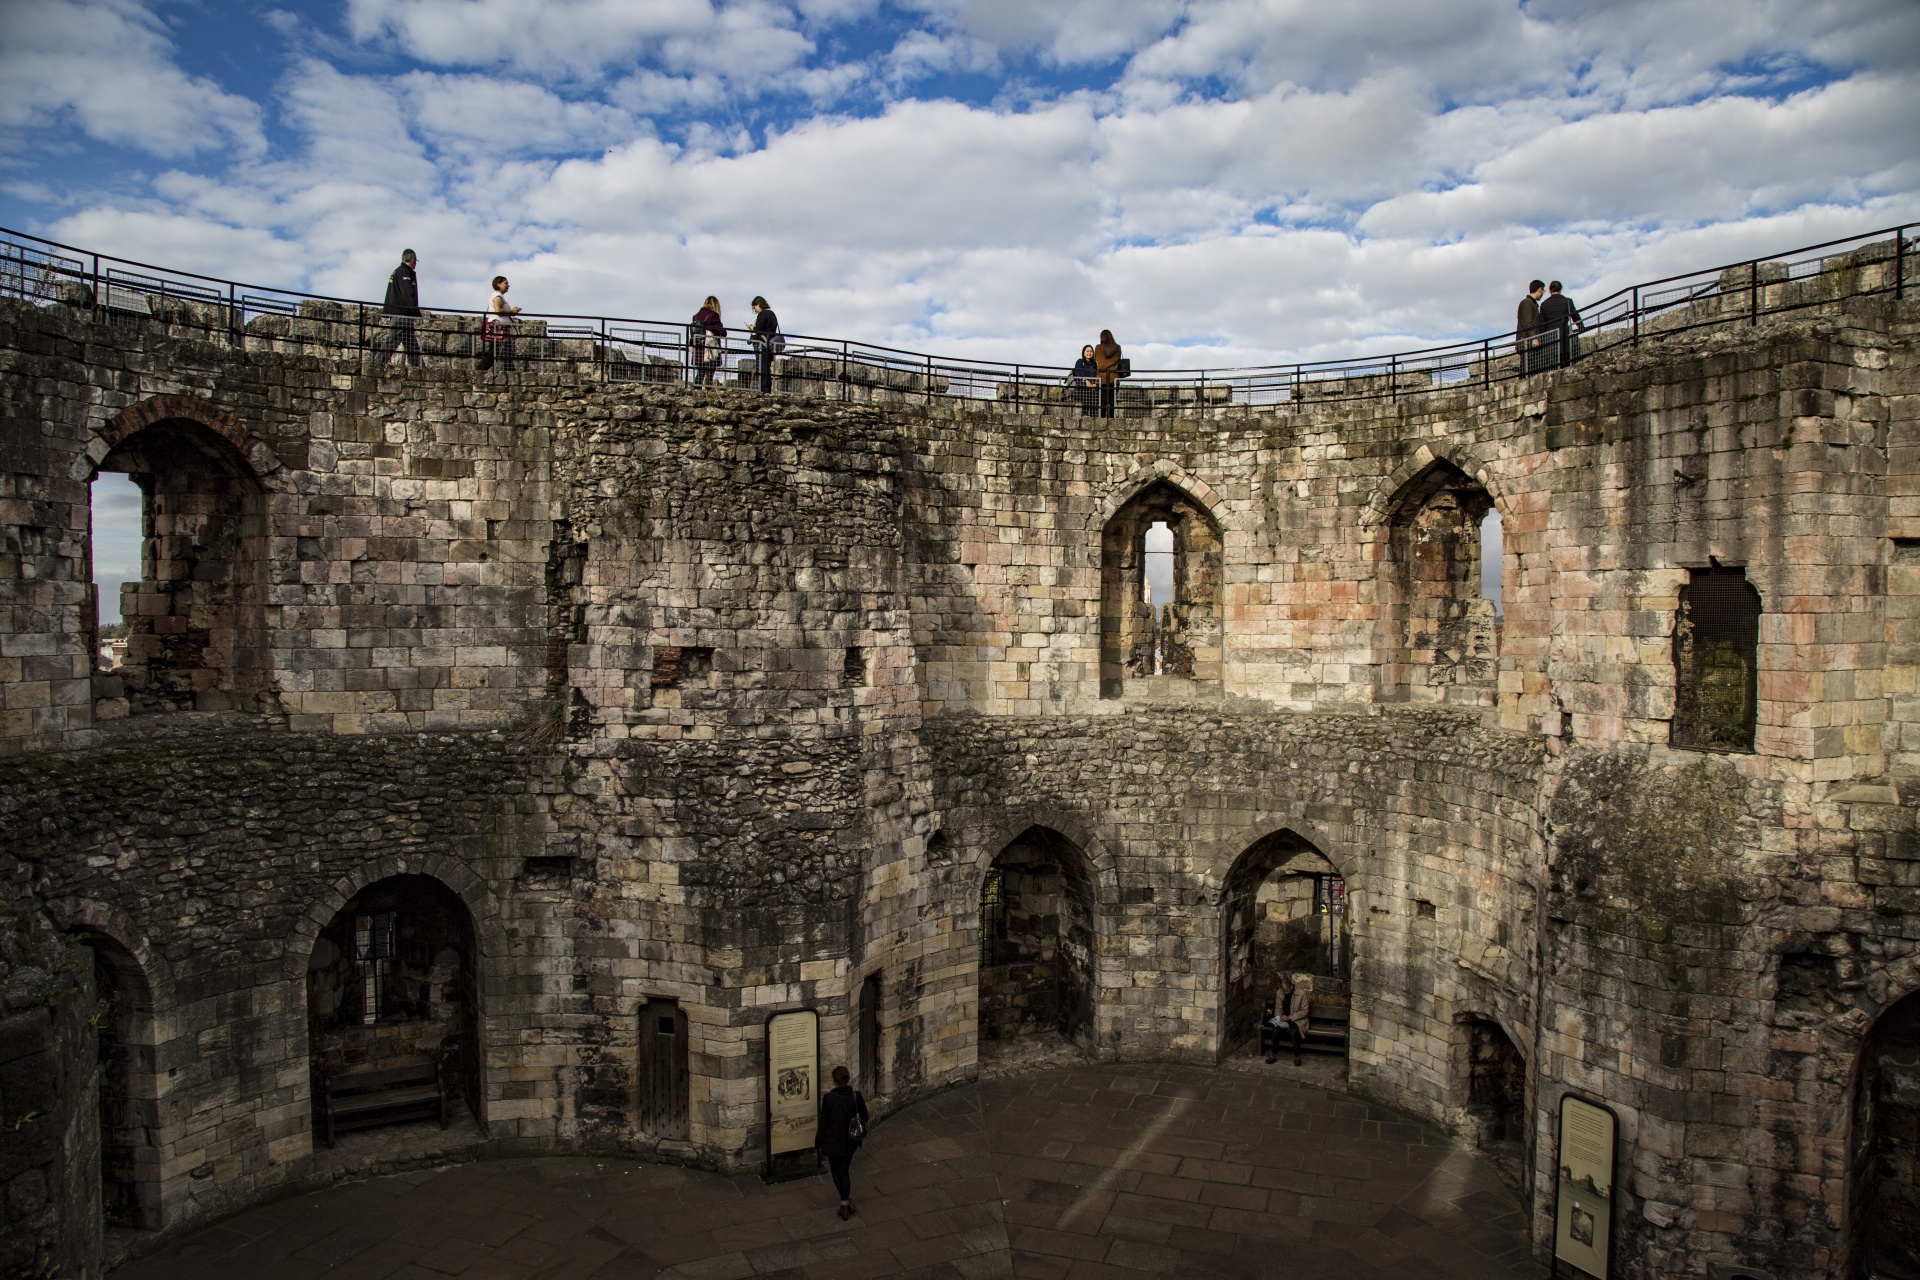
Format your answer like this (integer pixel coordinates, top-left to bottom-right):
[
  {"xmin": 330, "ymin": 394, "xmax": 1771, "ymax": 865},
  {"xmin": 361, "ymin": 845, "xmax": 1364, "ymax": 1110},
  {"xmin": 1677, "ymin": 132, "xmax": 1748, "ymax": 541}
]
[
  {"xmin": 1221, "ymin": 831, "xmax": 1351, "ymax": 1062},
  {"xmin": 639, "ymin": 998, "xmax": 690, "ymax": 1142},
  {"xmin": 1459, "ymin": 1014, "xmax": 1528, "ymax": 1197},
  {"xmin": 1850, "ymin": 987, "xmax": 1920, "ymax": 1278},
  {"xmin": 306, "ymin": 875, "xmax": 482, "ymax": 1140},
  {"xmin": 977, "ymin": 826, "xmax": 1096, "ymax": 1055},
  {"xmin": 77, "ymin": 934, "xmax": 159, "ymax": 1231}
]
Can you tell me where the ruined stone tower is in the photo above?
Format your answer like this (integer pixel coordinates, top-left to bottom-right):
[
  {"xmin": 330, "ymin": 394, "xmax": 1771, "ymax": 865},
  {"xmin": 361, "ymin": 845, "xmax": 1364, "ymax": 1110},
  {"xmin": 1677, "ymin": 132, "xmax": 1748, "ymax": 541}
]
[{"xmin": 2, "ymin": 242, "xmax": 1917, "ymax": 1280}]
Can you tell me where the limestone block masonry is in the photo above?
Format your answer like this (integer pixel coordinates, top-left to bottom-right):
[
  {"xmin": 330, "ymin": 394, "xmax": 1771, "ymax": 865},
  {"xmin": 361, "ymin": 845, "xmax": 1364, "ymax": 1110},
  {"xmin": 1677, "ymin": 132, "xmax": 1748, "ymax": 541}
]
[{"xmin": 1, "ymin": 284, "xmax": 1918, "ymax": 1280}]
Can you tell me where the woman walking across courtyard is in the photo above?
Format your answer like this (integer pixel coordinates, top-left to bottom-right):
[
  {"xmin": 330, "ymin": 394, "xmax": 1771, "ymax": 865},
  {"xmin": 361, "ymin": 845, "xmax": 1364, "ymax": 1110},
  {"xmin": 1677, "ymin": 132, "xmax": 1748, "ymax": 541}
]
[{"xmin": 815, "ymin": 1064, "xmax": 869, "ymax": 1220}]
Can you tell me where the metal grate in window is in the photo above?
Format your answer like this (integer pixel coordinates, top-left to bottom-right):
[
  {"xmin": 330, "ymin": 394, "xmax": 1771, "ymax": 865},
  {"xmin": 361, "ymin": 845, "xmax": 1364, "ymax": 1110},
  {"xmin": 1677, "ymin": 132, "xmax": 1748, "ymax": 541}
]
[{"xmin": 979, "ymin": 867, "xmax": 1005, "ymax": 966}]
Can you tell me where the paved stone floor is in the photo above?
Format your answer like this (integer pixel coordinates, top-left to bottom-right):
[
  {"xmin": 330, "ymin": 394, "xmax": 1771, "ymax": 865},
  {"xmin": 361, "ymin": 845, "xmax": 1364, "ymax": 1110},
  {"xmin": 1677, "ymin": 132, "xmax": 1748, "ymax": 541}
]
[{"xmin": 115, "ymin": 1062, "xmax": 1543, "ymax": 1279}]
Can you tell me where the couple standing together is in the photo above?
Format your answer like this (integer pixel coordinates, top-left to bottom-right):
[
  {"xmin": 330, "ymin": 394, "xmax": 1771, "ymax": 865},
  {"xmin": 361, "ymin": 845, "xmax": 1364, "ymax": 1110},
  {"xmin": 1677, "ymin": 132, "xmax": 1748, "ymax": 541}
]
[
  {"xmin": 690, "ymin": 296, "xmax": 783, "ymax": 391},
  {"xmin": 1515, "ymin": 279, "xmax": 1582, "ymax": 373},
  {"xmin": 1068, "ymin": 330, "xmax": 1126, "ymax": 417}
]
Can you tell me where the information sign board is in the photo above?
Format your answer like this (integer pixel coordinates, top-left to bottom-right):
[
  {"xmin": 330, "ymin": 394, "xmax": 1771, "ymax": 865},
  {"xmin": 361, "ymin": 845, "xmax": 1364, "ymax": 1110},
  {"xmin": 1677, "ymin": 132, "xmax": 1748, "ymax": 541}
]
[
  {"xmin": 1554, "ymin": 1094, "xmax": 1618, "ymax": 1279},
  {"xmin": 765, "ymin": 1008, "xmax": 820, "ymax": 1161}
]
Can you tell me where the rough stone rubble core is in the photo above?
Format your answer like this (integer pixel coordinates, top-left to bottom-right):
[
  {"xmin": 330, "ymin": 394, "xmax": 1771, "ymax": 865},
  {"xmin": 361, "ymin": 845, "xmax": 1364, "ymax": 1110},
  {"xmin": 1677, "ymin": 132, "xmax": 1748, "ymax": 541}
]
[{"xmin": 0, "ymin": 274, "xmax": 1917, "ymax": 1280}]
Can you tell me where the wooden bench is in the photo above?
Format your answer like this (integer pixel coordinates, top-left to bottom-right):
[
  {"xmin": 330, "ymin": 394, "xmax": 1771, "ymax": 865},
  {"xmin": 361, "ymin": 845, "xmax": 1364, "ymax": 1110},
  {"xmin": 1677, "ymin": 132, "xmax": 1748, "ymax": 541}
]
[{"xmin": 319, "ymin": 1059, "xmax": 449, "ymax": 1148}]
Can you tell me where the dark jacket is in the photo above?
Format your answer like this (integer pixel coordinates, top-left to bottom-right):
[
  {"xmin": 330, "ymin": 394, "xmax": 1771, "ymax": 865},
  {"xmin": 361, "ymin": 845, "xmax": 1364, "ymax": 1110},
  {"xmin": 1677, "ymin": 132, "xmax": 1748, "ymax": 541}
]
[
  {"xmin": 383, "ymin": 263, "xmax": 420, "ymax": 317},
  {"xmin": 1514, "ymin": 294, "xmax": 1540, "ymax": 344},
  {"xmin": 752, "ymin": 307, "xmax": 780, "ymax": 342},
  {"xmin": 814, "ymin": 1085, "xmax": 868, "ymax": 1160},
  {"xmin": 692, "ymin": 306, "xmax": 725, "ymax": 338},
  {"xmin": 1539, "ymin": 292, "xmax": 1581, "ymax": 332},
  {"xmin": 1093, "ymin": 341, "xmax": 1123, "ymax": 385},
  {"xmin": 1068, "ymin": 356, "xmax": 1098, "ymax": 384}
]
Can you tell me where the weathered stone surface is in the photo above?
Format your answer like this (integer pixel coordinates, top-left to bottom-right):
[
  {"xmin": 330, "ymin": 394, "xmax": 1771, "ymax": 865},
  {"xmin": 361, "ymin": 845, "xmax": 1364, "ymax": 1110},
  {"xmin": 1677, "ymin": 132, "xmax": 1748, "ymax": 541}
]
[{"xmin": 0, "ymin": 280, "xmax": 1917, "ymax": 1279}]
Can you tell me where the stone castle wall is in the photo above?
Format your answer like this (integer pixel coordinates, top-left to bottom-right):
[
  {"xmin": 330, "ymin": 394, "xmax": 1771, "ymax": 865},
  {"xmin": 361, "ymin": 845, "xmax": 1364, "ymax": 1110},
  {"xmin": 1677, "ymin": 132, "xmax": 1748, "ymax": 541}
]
[{"xmin": 1, "ymin": 283, "xmax": 1917, "ymax": 1278}]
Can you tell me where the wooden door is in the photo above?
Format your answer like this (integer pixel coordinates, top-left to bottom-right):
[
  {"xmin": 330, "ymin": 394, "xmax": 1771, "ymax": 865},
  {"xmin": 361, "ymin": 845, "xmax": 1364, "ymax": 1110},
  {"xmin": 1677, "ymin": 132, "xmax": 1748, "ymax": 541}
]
[{"xmin": 640, "ymin": 999, "xmax": 689, "ymax": 1140}]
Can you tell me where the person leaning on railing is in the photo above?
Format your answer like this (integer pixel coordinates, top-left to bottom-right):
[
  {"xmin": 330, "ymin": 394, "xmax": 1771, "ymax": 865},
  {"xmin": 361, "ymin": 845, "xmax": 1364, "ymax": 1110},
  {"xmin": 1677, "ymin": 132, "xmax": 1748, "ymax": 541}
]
[
  {"xmin": 690, "ymin": 296, "xmax": 725, "ymax": 385},
  {"xmin": 376, "ymin": 249, "xmax": 423, "ymax": 367}
]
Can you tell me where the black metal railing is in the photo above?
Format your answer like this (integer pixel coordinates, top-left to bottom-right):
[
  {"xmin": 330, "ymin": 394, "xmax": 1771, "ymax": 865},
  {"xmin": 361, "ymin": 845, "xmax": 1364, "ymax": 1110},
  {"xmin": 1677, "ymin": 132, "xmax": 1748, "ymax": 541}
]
[{"xmin": 0, "ymin": 220, "xmax": 1910, "ymax": 414}]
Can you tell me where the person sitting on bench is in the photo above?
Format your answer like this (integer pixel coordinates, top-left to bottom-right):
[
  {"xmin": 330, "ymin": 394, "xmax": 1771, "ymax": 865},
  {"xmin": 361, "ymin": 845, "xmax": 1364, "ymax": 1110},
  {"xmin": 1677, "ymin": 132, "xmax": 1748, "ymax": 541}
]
[{"xmin": 1263, "ymin": 976, "xmax": 1305, "ymax": 1064}]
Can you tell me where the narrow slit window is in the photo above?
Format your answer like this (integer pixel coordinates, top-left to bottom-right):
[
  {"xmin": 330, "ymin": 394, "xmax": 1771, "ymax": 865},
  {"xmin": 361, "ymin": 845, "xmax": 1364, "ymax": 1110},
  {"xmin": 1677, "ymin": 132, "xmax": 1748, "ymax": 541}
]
[
  {"xmin": 1479, "ymin": 508, "xmax": 1503, "ymax": 617},
  {"xmin": 89, "ymin": 472, "xmax": 143, "ymax": 669}
]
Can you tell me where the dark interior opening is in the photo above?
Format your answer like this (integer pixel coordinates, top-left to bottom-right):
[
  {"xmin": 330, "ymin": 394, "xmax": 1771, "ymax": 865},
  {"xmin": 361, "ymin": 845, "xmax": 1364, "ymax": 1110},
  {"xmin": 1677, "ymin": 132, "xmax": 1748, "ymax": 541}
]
[
  {"xmin": 1672, "ymin": 566, "xmax": 1762, "ymax": 752},
  {"xmin": 976, "ymin": 826, "xmax": 1096, "ymax": 1050}
]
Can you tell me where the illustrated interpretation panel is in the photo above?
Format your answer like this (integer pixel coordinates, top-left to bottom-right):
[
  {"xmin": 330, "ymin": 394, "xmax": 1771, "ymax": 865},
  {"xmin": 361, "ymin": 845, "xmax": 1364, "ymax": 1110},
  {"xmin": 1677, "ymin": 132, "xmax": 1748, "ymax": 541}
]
[
  {"xmin": 766, "ymin": 1009, "xmax": 819, "ymax": 1157},
  {"xmin": 1554, "ymin": 1094, "xmax": 1617, "ymax": 1278}
]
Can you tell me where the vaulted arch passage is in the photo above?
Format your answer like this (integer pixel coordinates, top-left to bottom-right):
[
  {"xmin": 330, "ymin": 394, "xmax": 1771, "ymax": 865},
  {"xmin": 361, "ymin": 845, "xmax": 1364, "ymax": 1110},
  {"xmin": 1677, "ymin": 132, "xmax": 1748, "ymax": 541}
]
[
  {"xmin": 1221, "ymin": 831, "xmax": 1351, "ymax": 1062},
  {"xmin": 307, "ymin": 876, "xmax": 482, "ymax": 1143},
  {"xmin": 977, "ymin": 826, "xmax": 1096, "ymax": 1052},
  {"xmin": 1850, "ymin": 988, "xmax": 1920, "ymax": 1278}
]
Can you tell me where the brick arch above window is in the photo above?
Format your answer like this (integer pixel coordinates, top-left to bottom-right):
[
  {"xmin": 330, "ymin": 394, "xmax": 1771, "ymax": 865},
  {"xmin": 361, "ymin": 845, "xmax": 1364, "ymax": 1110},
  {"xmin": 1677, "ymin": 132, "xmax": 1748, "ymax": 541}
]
[{"xmin": 75, "ymin": 394, "xmax": 283, "ymax": 484}]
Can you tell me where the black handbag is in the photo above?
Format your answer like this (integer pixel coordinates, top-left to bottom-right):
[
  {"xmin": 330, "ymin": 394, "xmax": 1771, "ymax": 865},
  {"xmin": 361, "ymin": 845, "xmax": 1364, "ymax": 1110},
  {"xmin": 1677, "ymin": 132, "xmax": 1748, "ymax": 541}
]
[
  {"xmin": 1117, "ymin": 358, "xmax": 1131, "ymax": 378},
  {"xmin": 475, "ymin": 350, "xmax": 493, "ymax": 371}
]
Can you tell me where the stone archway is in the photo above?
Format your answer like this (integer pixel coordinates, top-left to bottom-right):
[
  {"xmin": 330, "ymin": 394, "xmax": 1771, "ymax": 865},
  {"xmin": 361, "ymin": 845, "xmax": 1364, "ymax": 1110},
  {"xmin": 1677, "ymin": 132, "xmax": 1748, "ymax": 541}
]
[
  {"xmin": 68, "ymin": 929, "xmax": 162, "ymax": 1231},
  {"xmin": 1220, "ymin": 830, "xmax": 1351, "ymax": 1062},
  {"xmin": 306, "ymin": 875, "xmax": 482, "ymax": 1143},
  {"xmin": 976, "ymin": 826, "xmax": 1098, "ymax": 1054},
  {"xmin": 1849, "ymin": 987, "xmax": 1920, "ymax": 1278}
]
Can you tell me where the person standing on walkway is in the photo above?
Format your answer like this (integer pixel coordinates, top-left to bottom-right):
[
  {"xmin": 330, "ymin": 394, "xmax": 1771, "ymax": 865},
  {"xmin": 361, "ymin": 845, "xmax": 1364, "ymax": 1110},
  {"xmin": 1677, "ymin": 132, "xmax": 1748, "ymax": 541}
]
[
  {"xmin": 815, "ymin": 1064, "xmax": 869, "ymax": 1220},
  {"xmin": 1093, "ymin": 329, "xmax": 1123, "ymax": 419},
  {"xmin": 378, "ymin": 249, "xmax": 423, "ymax": 367},
  {"xmin": 690, "ymin": 296, "xmax": 725, "ymax": 386},
  {"xmin": 1540, "ymin": 280, "xmax": 1582, "ymax": 368},
  {"xmin": 1514, "ymin": 280, "xmax": 1543, "ymax": 375},
  {"xmin": 486, "ymin": 275, "xmax": 520, "ymax": 372},
  {"xmin": 750, "ymin": 295, "xmax": 781, "ymax": 393},
  {"xmin": 1068, "ymin": 344, "xmax": 1099, "ymax": 414}
]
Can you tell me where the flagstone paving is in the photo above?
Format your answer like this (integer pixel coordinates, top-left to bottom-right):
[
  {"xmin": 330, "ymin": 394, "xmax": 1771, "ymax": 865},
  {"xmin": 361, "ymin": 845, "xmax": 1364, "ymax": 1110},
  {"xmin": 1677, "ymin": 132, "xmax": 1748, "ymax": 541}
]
[{"xmin": 113, "ymin": 1062, "xmax": 1543, "ymax": 1279}]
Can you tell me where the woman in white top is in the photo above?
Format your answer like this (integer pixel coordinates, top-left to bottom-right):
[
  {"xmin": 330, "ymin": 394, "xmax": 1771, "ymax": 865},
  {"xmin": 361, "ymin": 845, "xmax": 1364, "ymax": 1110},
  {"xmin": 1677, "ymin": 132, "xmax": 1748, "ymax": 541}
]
[{"xmin": 487, "ymin": 275, "xmax": 521, "ymax": 370}]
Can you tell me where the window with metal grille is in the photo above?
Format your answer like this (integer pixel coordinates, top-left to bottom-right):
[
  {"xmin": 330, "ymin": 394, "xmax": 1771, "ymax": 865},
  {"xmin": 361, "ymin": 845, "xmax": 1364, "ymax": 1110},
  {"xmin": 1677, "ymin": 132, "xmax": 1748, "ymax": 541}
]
[
  {"xmin": 979, "ymin": 868, "xmax": 1005, "ymax": 966},
  {"xmin": 352, "ymin": 911, "xmax": 395, "ymax": 1024},
  {"xmin": 1672, "ymin": 567, "xmax": 1761, "ymax": 752}
]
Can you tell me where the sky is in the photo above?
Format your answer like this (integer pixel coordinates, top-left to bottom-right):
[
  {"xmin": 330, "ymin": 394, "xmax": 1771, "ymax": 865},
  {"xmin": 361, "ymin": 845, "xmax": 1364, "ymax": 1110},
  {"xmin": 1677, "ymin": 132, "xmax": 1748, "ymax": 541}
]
[{"xmin": 3, "ymin": 0, "xmax": 1919, "ymax": 375}]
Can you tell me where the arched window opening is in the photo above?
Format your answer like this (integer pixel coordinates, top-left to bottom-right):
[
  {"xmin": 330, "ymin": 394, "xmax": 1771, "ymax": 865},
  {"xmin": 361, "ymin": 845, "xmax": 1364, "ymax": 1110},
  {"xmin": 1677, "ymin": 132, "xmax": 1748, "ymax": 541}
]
[
  {"xmin": 1460, "ymin": 1015, "xmax": 1528, "ymax": 1196},
  {"xmin": 307, "ymin": 876, "xmax": 481, "ymax": 1146},
  {"xmin": 89, "ymin": 472, "xmax": 142, "ymax": 672},
  {"xmin": 976, "ymin": 827, "xmax": 1096, "ymax": 1057},
  {"xmin": 91, "ymin": 420, "xmax": 271, "ymax": 715},
  {"xmin": 1220, "ymin": 831, "xmax": 1350, "ymax": 1063},
  {"xmin": 1100, "ymin": 482, "xmax": 1222, "ymax": 697},
  {"xmin": 1671, "ymin": 566, "xmax": 1761, "ymax": 752},
  {"xmin": 638, "ymin": 998, "xmax": 690, "ymax": 1141},
  {"xmin": 76, "ymin": 935, "xmax": 160, "ymax": 1231},
  {"xmin": 1386, "ymin": 462, "xmax": 1498, "ymax": 703},
  {"xmin": 1850, "ymin": 988, "xmax": 1920, "ymax": 1278}
]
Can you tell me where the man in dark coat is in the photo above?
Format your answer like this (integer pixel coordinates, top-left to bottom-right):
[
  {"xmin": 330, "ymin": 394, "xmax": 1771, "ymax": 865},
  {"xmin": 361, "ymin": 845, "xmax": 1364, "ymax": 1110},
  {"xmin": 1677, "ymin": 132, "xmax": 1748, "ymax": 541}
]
[
  {"xmin": 1515, "ymin": 279, "xmax": 1544, "ymax": 374},
  {"xmin": 378, "ymin": 250, "xmax": 423, "ymax": 367},
  {"xmin": 1539, "ymin": 280, "xmax": 1582, "ymax": 368},
  {"xmin": 750, "ymin": 295, "xmax": 780, "ymax": 393},
  {"xmin": 814, "ymin": 1064, "xmax": 869, "ymax": 1219}
]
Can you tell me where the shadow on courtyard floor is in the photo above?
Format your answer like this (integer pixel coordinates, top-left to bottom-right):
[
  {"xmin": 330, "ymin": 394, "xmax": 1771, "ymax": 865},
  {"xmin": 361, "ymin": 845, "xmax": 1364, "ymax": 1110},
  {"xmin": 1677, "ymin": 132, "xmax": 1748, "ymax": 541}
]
[{"xmin": 114, "ymin": 1062, "xmax": 1542, "ymax": 1279}]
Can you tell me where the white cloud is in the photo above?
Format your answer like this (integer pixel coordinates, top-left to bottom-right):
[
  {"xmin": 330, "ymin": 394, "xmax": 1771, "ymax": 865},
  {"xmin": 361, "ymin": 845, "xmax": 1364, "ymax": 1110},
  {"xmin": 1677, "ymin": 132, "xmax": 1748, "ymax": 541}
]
[
  {"xmin": 0, "ymin": 0, "xmax": 264, "ymax": 157},
  {"xmin": 17, "ymin": 0, "xmax": 1920, "ymax": 378},
  {"xmin": 345, "ymin": 0, "xmax": 814, "ymax": 81}
]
